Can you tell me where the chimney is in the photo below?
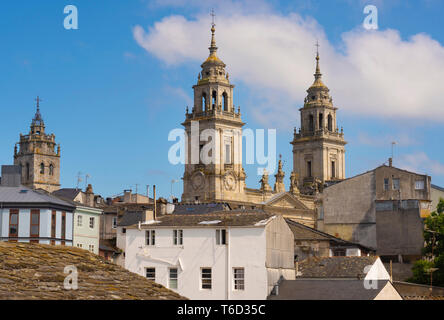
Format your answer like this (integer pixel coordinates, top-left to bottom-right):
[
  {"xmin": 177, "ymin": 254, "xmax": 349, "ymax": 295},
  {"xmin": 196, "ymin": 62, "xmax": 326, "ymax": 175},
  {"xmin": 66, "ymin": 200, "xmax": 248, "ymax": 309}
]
[
  {"xmin": 144, "ymin": 209, "xmax": 154, "ymax": 222},
  {"xmin": 388, "ymin": 158, "xmax": 393, "ymax": 167},
  {"xmin": 1, "ymin": 165, "xmax": 21, "ymax": 187},
  {"xmin": 153, "ymin": 185, "xmax": 157, "ymax": 220},
  {"xmin": 123, "ymin": 189, "xmax": 132, "ymax": 203},
  {"xmin": 85, "ymin": 184, "xmax": 94, "ymax": 207}
]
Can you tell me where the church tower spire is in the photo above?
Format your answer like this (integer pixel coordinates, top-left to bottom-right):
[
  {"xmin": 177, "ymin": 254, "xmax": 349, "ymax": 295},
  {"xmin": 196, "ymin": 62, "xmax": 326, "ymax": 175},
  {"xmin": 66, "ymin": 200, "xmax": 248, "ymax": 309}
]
[
  {"xmin": 14, "ymin": 97, "xmax": 61, "ymax": 192},
  {"xmin": 182, "ymin": 12, "xmax": 245, "ymax": 203},
  {"xmin": 291, "ymin": 44, "xmax": 347, "ymax": 192}
]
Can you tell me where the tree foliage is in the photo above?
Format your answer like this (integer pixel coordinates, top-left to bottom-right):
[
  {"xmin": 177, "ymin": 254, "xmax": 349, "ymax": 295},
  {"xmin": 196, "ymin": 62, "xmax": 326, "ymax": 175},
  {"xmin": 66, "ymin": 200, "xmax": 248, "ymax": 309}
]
[{"xmin": 408, "ymin": 198, "xmax": 444, "ymax": 287}]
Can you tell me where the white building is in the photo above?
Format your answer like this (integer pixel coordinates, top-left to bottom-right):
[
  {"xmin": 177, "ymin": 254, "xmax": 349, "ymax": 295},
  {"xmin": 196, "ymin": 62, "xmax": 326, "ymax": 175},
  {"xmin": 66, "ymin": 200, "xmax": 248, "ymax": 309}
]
[{"xmin": 125, "ymin": 210, "xmax": 295, "ymax": 300}]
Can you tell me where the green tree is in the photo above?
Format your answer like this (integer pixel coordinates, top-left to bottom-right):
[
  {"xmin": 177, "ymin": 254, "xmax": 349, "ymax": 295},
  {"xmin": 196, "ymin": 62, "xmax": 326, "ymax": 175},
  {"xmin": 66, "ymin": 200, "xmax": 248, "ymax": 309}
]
[{"xmin": 408, "ymin": 198, "xmax": 444, "ymax": 287}]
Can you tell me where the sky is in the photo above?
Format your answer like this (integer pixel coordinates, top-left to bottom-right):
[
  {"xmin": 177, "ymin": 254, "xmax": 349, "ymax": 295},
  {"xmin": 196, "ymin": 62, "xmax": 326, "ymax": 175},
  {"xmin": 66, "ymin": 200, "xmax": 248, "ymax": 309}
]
[{"xmin": 1, "ymin": 0, "xmax": 443, "ymax": 200}]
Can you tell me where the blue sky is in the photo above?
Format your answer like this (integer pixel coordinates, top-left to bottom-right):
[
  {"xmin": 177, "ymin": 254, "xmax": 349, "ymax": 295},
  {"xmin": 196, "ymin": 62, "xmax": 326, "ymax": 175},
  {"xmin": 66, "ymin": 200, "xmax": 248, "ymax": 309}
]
[{"xmin": 1, "ymin": 0, "xmax": 443, "ymax": 199}]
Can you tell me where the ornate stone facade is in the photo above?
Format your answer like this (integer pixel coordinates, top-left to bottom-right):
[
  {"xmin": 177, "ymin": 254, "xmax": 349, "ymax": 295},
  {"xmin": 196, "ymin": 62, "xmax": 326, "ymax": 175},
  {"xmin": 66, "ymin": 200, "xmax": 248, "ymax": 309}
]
[
  {"xmin": 13, "ymin": 98, "xmax": 61, "ymax": 192},
  {"xmin": 291, "ymin": 49, "xmax": 347, "ymax": 189},
  {"xmin": 182, "ymin": 23, "xmax": 246, "ymax": 202},
  {"xmin": 180, "ymin": 22, "xmax": 317, "ymax": 226}
]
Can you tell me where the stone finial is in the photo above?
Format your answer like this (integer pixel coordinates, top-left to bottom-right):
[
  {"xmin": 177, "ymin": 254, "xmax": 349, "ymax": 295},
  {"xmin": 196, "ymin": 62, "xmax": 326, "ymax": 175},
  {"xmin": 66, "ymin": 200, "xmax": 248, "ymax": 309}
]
[
  {"xmin": 290, "ymin": 171, "xmax": 300, "ymax": 195},
  {"xmin": 274, "ymin": 158, "xmax": 285, "ymax": 193},
  {"xmin": 260, "ymin": 169, "xmax": 272, "ymax": 192}
]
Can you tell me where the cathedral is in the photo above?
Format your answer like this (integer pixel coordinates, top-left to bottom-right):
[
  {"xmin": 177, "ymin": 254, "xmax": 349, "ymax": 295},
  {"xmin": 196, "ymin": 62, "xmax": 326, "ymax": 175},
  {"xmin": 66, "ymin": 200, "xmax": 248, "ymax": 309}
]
[
  {"xmin": 180, "ymin": 23, "xmax": 346, "ymax": 225},
  {"xmin": 13, "ymin": 97, "xmax": 61, "ymax": 192}
]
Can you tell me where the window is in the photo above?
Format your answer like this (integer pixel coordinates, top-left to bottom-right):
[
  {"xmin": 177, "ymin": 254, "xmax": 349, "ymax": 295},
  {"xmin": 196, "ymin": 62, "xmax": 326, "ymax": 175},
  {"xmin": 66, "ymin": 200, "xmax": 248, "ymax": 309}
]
[
  {"xmin": 224, "ymin": 138, "xmax": 232, "ymax": 164},
  {"xmin": 201, "ymin": 268, "xmax": 212, "ymax": 289},
  {"xmin": 383, "ymin": 178, "xmax": 389, "ymax": 191},
  {"xmin": 77, "ymin": 243, "xmax": 83, "ymax": 248},
  {"xmin": 333, "ymin": 248, "xmax": 346, "ymax": 256},
  {"xmin": 146, "ymin": 268, "xmax": 155, "ymax": 281},
  {"xmin": 216, "ymin": 229, "xmax": 227, "ymax": 245},
  {"xmin": 26, "ymin": 163, "xmax": 30, "ymax": 180},
  {"xmin": 9, "ymin": 210, "xmax": 19, "ymax": 237},
  {"xmin": 112, "ymin": 217, "xmax": 117, "ymax": 229},
  {"xmin": 319, "ymin": 113, "xmax": 323, "ymax": 129},
  {"xmin": 89, "ymin": 217, "xmax": 95, "ymax": 229},
  {"xmin": 77, "ymin": 215, "xmax": 82, "ymax": 227},
  {"xmin": 233, "ymin": 268, "xmax": 245, "ymax": 290},
  {"xmin": 173, "ymin": 229, "xmax": 183, "ymax": 245},
  {"xmin": 61, "ymin": 212, "xmax": 66, "ymax": 240},
  {"xmin": 40, "ymin": 163, "xmax": 45, "ymax": 174},
  {"xmin": 328, "ymin": 114, "xmax": 333, "ymax": 131},
  {"xmin": 89, "ymin": 244, "xmax": 94, "ymax": 252},
  {"xmin": 146, "ymin": 230, "xmax": 155, "ymax": 246},
  {"xmin": 51, "ymin": 211, "xmax": 56, "ymax": 239},
  {"xmin": 30, "ymin": 210, "xmax": 40, "ymax": 238},
  {"xmin": 415, "ymin": 180, "xmax": 425, "ymax": 190},
  {"xmin": 307, "ymin": 161, "xmax": 312, "ymax": 178},
  {"xmin": 169, "ymin": 268, "xmax": 178, "ymax": 289},
  {"xmin": 392, "ymin": 178, "xmax": 400, "ymax": 190},
  {"xmin": 331, "ymin": 161, "xmax": 336, "ymax": 178}
]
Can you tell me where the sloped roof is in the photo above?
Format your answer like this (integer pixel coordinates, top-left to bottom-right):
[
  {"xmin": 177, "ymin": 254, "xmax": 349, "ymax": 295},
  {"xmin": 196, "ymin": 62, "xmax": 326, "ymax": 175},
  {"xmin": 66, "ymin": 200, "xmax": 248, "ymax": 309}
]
[
  {"xmin": 0, "ymin": 186, "xmax": 75, "ymax": 209},
  {"xmin": 0, "ymin": 242, "xmax": 185, "ymax": 300},
  {"xmin": 268, "ymin": 279, "xmax": 392, "ymax": 300},
  {"xmin": 297, "ymin": 256, "xmax": 379, "ymax": 279},
  {"xmin": 285, "ymin": 219, "xmax": 374, "ymax": 251},
  {"xmin": 52, "ymin": 188, "xmax": 82, "ymax": 201},
  {"xmin": 173, "ymin": 203, "xmax": 230, "ymax": 214},
  {"xmin": 118, "ymin": 211, "xmax": 145, "ymax": 227},
  {"xmin": 129, "ymin": 209, "xmax": 273, "ymax": 228}
]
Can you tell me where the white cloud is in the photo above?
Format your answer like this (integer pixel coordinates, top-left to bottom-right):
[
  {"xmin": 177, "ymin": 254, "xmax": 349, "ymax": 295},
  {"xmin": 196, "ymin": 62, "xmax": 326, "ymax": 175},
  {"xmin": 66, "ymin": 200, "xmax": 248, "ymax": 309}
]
[
  {"xmin": 398, "ymin": 152, "xmax": 444, "ymax": 177},
  {"xmin": 133, "ymin": 10, "xmax": 444, "ymax": 128}
]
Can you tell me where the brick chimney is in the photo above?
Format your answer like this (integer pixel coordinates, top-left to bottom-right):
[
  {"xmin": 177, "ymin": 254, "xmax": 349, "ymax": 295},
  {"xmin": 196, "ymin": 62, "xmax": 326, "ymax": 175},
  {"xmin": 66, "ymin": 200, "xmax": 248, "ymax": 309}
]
[{"xmin": 85, "ymin": 184, "xmax": 94, "ymax": 207}]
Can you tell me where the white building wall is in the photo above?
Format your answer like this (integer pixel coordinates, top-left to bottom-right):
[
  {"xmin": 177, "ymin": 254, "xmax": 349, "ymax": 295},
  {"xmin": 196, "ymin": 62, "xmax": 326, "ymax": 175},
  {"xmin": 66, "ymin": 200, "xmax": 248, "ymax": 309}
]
[
  {"xmin": 0, "ymin": 207, "xmax": 73, "ymax": 244},
  {"xmin": 73, "ymin": 207, "xmax": 100, "ymax": 254},
  {"xmin": 125, "ymin": 226, "xmax": 269, "ymax": 300},
  {"xmin": 18, "ymin": 209, "xmax": 30, "ymax": 238}
]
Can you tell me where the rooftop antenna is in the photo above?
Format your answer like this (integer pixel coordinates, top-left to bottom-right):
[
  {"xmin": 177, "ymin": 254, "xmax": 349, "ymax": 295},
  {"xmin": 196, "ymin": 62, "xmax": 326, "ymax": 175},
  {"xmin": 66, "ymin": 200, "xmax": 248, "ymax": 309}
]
[
  {"xmin": 76, "ymin": 172, "xmax": 82, "ymax": 190},
  {"xmin": 85, "ymin": 174, "xmax": 90, "ymax": 189},
  {"xmin": 391, "ymin": 141, "xmax": 397, "ymax": 162}
]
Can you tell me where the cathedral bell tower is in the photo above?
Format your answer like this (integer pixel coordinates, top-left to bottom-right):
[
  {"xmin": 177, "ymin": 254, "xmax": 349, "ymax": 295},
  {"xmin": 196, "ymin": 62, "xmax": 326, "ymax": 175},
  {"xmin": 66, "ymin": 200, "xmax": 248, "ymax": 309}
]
[
  {"xmin": 14, "ymin": 97, "xmax": 61, "ymax": 192},
  {"xmin": 182, "ymin": 21, "xmax": 246, "ymax": 202},
  {"xmin": 291, "ymin": 46, "xmax": 346, "ymax": 188}
]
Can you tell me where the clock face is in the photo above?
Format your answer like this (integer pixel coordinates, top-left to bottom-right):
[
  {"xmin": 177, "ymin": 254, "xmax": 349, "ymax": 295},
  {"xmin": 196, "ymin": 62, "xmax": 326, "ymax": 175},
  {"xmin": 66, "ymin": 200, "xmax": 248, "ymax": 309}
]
[
  {"xmin": 224, "ymin": 173, "xmax": 236, "ymax": 191},
  {"xmin": 191, "ymin": 172, "xmax": 205, "ymax": 190}
]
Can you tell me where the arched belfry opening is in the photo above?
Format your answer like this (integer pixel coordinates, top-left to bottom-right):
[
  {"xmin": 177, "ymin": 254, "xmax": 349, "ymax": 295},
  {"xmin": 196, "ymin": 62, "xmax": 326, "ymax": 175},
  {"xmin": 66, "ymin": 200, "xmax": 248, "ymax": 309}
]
[
  {"xmin": 319, "ymin": 113, "xmax": 323, "ymax": 130},
  {"xmin": 328, "ymin": 114, "xmax": 333, "ymax": 131},
  {"xmin": 223, "ymin": 92, "xmax": 228, "ymax": 111},
  {"xmin": 202, "ymin": 92, "xmax": 207, "ymax": 111},
  {"xmin": 212, "ymin": 91, "xmax": 217, "ymax": 109},
  {"xmin": 309, "ymin": 114, "xmax": 314, "ymax": 132}
]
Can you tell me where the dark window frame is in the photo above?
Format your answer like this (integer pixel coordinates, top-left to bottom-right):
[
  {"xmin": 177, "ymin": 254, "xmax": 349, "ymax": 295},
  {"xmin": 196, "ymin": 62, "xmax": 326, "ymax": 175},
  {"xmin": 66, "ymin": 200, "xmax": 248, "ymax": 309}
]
[
  {"xmin": 9, "ymin": 209, "xmax": 19, "ymax": 238},
  {"xmin": 30, "ymin": 209, "xmax": 40, "ymax": 238}
]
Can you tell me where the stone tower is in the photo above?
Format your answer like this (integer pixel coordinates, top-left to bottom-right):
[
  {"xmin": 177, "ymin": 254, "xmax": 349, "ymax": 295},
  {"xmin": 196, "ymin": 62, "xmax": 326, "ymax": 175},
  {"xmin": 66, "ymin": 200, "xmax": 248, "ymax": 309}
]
[
  {"xmin": 14, "ymin": 97, "xmax": 61, "ymax": 192},
  {"xmin": 182, "ymin": 22, "xmax": 246, "ymax": 202},
  {"xmin": 291, "ymin": 48, "xmax": 346, "ymax": 188}
]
